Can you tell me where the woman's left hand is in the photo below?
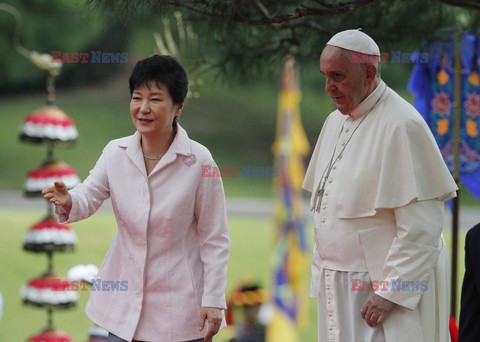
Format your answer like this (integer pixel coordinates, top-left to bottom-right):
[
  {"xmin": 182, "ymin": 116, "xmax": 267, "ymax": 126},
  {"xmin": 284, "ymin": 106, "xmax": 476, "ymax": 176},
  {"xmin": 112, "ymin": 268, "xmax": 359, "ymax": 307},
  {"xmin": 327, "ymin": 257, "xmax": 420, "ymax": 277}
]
[{"xmin": 198, "ymin": 306, "xmax": 223, "ymax": 341}]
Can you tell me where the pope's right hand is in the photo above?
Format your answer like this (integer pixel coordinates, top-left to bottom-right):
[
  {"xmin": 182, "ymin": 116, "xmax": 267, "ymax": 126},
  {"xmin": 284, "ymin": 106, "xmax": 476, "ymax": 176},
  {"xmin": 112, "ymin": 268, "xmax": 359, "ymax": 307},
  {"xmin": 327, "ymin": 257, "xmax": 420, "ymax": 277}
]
[{"xmin": 42, "ymin": 181, "xmax": 72, "ymax": 212}]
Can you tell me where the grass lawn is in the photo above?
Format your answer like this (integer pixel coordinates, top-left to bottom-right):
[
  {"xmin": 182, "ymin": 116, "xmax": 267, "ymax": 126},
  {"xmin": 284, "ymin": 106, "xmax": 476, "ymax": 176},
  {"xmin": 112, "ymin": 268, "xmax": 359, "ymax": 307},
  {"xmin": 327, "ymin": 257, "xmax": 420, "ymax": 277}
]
[
  {"xmin": 0, "ymin": 209, "xmax": 315, "ymax": 341},
  {"xmin": 0, "ymin": 208, "xmax": 468, "ymax": 341}
]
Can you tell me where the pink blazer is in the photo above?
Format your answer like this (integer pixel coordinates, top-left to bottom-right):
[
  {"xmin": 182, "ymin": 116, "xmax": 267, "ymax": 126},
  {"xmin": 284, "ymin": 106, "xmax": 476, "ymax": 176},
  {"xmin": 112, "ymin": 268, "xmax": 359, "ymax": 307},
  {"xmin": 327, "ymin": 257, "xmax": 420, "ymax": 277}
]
[{"xmin": 57, "ymin": 126, "xmax": 230, "ymax": 341}]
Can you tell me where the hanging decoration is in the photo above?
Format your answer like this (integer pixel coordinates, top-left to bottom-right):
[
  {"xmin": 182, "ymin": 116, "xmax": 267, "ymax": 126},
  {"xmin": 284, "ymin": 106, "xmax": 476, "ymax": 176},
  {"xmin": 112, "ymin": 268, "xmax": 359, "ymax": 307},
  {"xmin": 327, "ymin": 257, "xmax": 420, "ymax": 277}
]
[{"xmin": 0, "ymin": 3, "xmax": 81, "ymax": 340}]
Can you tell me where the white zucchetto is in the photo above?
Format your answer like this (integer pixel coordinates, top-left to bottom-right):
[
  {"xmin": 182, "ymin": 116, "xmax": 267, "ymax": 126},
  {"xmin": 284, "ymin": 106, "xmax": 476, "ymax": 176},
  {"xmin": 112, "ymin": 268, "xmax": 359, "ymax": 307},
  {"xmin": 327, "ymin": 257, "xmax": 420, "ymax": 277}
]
[{"xmin": 327, "ymin": 29, "xmax": 380, "ymax": 56}]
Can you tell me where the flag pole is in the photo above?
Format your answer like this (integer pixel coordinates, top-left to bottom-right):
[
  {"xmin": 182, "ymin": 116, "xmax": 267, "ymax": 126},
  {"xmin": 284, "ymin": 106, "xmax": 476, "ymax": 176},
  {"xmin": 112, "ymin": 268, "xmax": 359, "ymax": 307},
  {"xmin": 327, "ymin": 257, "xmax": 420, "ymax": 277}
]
[
  {"xmin": 269, "ymin": 56, "xmax": 310, "ymax": 341},
  {"xmin": 451, "ymin": 29, "xmax": 462, "ymax": 319}
]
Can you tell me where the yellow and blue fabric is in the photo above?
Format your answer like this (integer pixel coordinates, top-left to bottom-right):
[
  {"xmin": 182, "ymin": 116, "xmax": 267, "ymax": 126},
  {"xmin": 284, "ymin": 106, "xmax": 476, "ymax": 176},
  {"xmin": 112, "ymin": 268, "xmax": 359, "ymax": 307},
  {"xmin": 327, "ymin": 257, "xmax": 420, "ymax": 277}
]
[
  {"xmin": 408, "ymin": 31, "xmax": 480, "ymax": 200},
  {"xmin": 271, "ymin": 58, "xmax": 310, "ymax": 342}
]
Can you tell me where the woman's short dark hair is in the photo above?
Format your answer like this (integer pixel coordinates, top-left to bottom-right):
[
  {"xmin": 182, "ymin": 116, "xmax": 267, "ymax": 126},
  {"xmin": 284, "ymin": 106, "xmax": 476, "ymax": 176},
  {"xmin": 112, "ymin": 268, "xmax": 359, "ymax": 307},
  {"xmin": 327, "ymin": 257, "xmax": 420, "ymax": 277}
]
[{"xmin": 129, "ymin": 55, "xmax": 188, "ymax": 104}]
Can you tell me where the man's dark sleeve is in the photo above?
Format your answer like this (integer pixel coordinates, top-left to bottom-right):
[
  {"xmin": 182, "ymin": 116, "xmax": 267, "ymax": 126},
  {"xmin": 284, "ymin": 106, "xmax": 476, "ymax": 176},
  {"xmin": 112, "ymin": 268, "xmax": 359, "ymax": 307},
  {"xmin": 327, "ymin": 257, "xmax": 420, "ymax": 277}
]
[{"xmin": 459, "ymin": 223, "xmax": 480, "ymax": 341}]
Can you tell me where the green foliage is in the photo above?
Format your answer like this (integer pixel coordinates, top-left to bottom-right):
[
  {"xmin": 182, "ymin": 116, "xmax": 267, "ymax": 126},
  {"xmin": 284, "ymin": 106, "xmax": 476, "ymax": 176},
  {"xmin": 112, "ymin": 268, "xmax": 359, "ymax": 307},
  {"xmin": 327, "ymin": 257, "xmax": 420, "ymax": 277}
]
[
  {"xmin": 3, "ymin": 0, "xmax": 478, "ymax": 87},
  {"xmin": 0, "ymin": 0, "xmax": 131, "ymax": 92},
  {"xmin": 86, "ymin": 0, "xmax": 480, "ymax": 82}
]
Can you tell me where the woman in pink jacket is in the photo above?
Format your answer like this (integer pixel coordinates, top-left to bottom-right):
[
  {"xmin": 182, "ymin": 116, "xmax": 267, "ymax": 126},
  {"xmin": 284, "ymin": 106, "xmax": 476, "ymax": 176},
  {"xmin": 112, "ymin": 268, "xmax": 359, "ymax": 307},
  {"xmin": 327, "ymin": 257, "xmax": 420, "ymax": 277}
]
[{"xmin": 43, "ymin": 55, "xmax": 230, "ymax": 342}]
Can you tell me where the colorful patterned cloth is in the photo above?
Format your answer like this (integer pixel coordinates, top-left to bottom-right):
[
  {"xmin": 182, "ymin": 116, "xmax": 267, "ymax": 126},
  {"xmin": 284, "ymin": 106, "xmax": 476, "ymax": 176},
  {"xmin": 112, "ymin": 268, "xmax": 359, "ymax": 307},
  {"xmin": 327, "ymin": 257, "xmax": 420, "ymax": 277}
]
[{"xmin": 408, "ymin": 32, "xmax": 480, "ymax": 200}]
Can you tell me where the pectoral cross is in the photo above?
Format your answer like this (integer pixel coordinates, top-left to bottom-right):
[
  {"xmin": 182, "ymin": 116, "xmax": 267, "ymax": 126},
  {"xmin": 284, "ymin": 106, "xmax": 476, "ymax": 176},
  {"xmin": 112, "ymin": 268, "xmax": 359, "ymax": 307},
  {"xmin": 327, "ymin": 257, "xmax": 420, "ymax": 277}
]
[{"xmin": 315, "ymin": 187, "xmax": 325, "ymax": 212}]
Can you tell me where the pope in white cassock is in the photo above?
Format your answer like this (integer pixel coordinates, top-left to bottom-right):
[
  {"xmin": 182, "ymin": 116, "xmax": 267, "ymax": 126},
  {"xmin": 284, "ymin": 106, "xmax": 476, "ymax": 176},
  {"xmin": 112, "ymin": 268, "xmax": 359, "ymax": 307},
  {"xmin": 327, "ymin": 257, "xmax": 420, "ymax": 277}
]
[{"xmin": 302, "ymin": 29, "xmax": 458, "ymax": 342}]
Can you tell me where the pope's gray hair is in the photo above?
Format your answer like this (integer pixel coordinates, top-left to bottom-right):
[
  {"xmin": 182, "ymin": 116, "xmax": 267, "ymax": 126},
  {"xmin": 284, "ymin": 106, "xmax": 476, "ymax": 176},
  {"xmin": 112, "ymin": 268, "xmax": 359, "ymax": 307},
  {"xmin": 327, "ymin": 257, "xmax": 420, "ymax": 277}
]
[{"xmin": 343, "ymin": 49, "xmax": 381, "ymax": 79}]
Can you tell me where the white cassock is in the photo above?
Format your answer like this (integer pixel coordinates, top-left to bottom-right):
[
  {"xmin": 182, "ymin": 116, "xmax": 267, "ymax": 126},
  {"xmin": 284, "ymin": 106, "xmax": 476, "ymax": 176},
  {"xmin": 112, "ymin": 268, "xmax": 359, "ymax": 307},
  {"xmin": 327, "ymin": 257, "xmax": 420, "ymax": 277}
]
[{"xmin": 303, "ymin": 80, "xmax": 458, "ymax": 342}]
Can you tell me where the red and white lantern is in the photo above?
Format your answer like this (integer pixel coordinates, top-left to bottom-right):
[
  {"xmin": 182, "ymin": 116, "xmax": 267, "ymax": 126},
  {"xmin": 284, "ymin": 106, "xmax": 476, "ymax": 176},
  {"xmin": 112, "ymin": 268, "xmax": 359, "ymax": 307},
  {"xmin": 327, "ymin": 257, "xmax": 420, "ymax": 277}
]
[
  {"xmin": 20, "ymin": 106, "xmax": 78, "ymax": 144},
  {"xmin": 24, "ymin": 217, "xmax": 76, "ymax": 252},
  {"xmin": 20, "ymin": 273, "xmax": 78, "ymax": 308},
  {"xmin": 24, "ymin": 161, "xmax": 80, "ymax": 196}
]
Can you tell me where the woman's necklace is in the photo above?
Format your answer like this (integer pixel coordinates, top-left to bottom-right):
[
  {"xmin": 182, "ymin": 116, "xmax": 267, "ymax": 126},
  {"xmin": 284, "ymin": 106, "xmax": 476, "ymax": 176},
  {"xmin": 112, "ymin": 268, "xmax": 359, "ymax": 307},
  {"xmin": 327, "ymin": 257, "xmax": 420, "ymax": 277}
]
[{"xmin": 143, "ymin": 154, "xmax": 163, "ymax": 160}]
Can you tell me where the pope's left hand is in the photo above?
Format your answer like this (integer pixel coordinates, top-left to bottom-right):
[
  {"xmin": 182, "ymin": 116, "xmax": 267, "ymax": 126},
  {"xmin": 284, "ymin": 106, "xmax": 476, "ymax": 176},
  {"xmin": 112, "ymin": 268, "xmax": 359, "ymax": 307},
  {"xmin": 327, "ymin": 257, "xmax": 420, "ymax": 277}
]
[
  {"xmin": 360, "ymin": 294, "xmax": 396, "ymax": 327},
  {"xmin": 198, "ymin": 307, "xmax": 223, "ymax": 341}
]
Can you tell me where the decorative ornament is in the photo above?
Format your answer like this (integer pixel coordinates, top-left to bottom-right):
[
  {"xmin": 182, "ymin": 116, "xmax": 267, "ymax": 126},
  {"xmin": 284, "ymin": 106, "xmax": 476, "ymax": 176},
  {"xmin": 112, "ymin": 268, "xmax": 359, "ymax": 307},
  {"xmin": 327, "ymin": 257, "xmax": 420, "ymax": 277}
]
[
  {"xmin": 24, "ymin": 161, "xmax": 80, "ymax": 197},
  {"xmin": 0, "ymin": 4, "xmax": 81, "ymax": 339},
  {"xmin": 24, "ymin": 216, "xmax": 77, "ymax": 253},
  {"xmin": 20, "ymin": 106, "xmax": 78, "ymax": 145},
  {"xmin": 183, "ymin": 153, "xmax": 197, "ymax": 166},
  {"xmin": 21, "ymin": 273, "xmax": 78, "ymax": 308},
  {"xmin": 27, "ymin": 329, "xmax": 73, "ymax": 342}
]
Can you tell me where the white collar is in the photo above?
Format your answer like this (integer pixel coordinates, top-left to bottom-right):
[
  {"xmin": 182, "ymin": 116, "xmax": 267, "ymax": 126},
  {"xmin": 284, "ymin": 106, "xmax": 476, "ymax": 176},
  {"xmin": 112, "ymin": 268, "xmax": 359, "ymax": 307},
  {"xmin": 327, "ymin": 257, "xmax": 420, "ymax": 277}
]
[{"xmin": 348, "ymin": 80, "xmax": 387, "ymax": 119}]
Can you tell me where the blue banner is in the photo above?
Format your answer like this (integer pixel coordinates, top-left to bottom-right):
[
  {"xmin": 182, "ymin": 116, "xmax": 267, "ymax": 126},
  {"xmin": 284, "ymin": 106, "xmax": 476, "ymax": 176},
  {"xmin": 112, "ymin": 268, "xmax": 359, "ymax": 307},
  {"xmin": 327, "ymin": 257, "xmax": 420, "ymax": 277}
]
[{"xmin": 408, "ymin": 32, "xmax": 480, "ymax": 200}]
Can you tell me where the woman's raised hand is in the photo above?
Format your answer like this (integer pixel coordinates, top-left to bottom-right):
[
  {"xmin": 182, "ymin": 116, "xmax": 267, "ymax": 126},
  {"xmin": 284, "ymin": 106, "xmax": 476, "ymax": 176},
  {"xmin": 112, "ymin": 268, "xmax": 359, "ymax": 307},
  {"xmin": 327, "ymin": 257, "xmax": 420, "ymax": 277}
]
[{"xmin": 42, "ymin": 181, "xmax": 72, "ymax": 212}]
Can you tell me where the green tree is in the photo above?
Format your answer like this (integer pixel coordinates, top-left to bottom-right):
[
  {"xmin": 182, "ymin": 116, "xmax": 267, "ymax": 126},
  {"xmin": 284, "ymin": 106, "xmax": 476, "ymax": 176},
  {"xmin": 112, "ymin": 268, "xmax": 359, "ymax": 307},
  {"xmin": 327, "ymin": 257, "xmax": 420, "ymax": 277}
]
[
  {"xmin": 86, "ymin": 0, "xmax": 480, "ymax": 81},
  {"xmin": 0, "ymin": 0, "xmax": 132, "ymax": 92}
]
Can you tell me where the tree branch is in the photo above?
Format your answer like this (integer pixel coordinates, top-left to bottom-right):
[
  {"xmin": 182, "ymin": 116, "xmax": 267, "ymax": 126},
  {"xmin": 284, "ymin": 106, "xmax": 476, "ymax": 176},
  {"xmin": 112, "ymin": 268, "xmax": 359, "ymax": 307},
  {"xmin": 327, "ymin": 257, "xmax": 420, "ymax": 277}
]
[
  {"xmin": 99, "ymin": 0, "xmax": 383, "ymax": 26},
  {"xmin": 251, "ymin": 0, "xmax": 271, "ymax": 20},
  {"xmin": 313, "ymin": 0, "xmax": 338, "ymax": 9},
  {"xmin": 285, "ymin": 20, "xmax": 332, "ymax": 34},
  {"xmin": 438, "ymin": 0, "xmax": 480, "ymax": 10}
]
